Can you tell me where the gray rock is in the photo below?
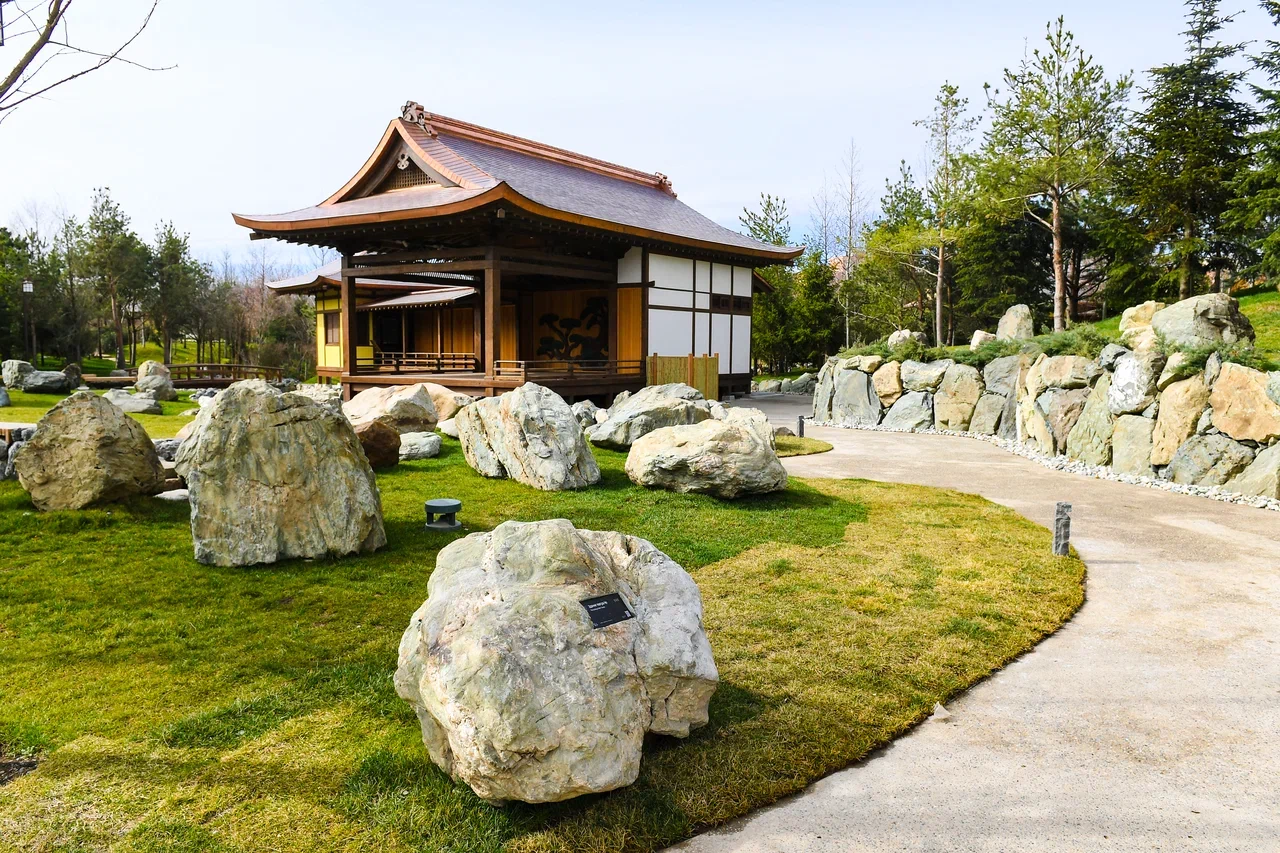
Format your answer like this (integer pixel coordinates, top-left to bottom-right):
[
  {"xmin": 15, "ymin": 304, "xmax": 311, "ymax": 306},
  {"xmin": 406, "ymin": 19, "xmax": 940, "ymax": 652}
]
[
  {"xmin": 587, "ymin": 383, "xmax": 710, "ymax": 450},
  {"xmin": 983, "ymin": 355, "xmax": 1025, "ymax": 398},
  {"xmin": 438, "ymin": 417, "xmax": 459, "ymax": 438},
  {"xmin": 997, "ymin": 390, "xmax": 1019, "ymax": 441},
  {"xmin": 3, "ymin": 440, "xmax": 25, "ymax": 480},
  {"xmin": 459, "ymin": 383, "xmax": 600, "ymax": 490},
  {"xmin": 901, "ymin": 359, "xmax": 954, "ymax": 392},
  {"xmin": 102, "ymin": 388, "xmax": 162, "ymax": 415},
  {"xmin": 399, "ymin": 431, "xmax": 443, "ymax": 461},
  {"xmin": 135, "ymin": 361, "xmax": 177, "ymax": 401},
  {"xmin": 625, "ymin": 417, "xmax": 787, "ymax": 499},
  {"xmin": 2, "ymin": 359, "xmax": 34, "ymax": 389},
  {"xmin": 1226, "ymin": 444, "xmax": 1280, "ymax": 499},
  {"xmin": 293, "ymin": 383, "xmax": 343, "ymax": 413},
  {"xmin": 830, "ymin": 368, "xmax": 882, "ymax": 425},
  {"xmin": 996, "ymin": 304, "xmax": 1034, "ymax": 341},
  {"xmin": 1065, "ymin": 375, "xmax": 1114, "ymax": 466},
  {"xmin": 1098, "ymin": 343, "xmax": 1131, "ymax": 371},
  {"xmin": 887, "ymin": 329, "xmax": 926, "ymax": 347},
  {"xmin": 175, "ymin": 380, "xmax": 386, "ymax": 566},
  {"xmin": 1205, "ymin": 352, "xmax": 1223, "ymax": 387},
  {"xmin": 779, "ymin": 378, "xmax": 793, "ymax": 393},
  {"xmin": 394, "ymin": 519, "xmax": 717, "ymax": 804},
  {"xmin": 0, "ymin": 387, "xmax": 9, "ymax": 407},
  {"xmin": 20, "ymin": 369, "xmax": 74, "ymax": 394},
  {"xmin": 1107, "ymin": 352, "xmax": 1165, "ymax": 415},
  {"xmin": 790, "ymin": 372, "xmax": 816, "ymax": 394},
  {"xmin": 811, "ymin": 358, "xmax": 840, "ymax": 421},
  {"xmin": 15, "ymin": 392, "xmax": 166, "ymax": 510},
  {"xmin": 1166, "ymin": 433, "xmax": 1255, "ymax": 486},
  {"xmin": 344, "ymin": 384, "xmax": 439, "ymax": 434},
  {"xmin": 882, "ymin": 391, "xmax": 933, "ymax": 430},
  {"xmin": 1196, "ymin": 408, "xmax": 1214, "ymax": 435},
  {"xmin": 571, "ymin": 400, "xmax": 602, "ymax": 429},
  {"xmin": 1111, "ymin": 415, "xmax": 1156, "ymax": 477},
  {"xmin": 1037, "ymin": 387, "xmax": 1091, "ymax": 455},
  {"xmin": 152, "ymin": 439, "xmax": 183, "ymax": 462},
  {"xmin": 1150, "ymin": 293, "xmax": 1255, "ymax": 350},
  {"xmin": 969, "ymin": 393, "xmax": 1006, "ymax": 436},
  {"xmin": 757, "ymin": 379, "xmax": 782, "ymax": 393}
]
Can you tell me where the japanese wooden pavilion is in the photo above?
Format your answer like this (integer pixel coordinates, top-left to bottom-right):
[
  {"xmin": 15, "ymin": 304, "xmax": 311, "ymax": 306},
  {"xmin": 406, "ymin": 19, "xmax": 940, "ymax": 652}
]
[{"xmin": 235, "ymin": 102, "xmax": 801, "ymax": 401}]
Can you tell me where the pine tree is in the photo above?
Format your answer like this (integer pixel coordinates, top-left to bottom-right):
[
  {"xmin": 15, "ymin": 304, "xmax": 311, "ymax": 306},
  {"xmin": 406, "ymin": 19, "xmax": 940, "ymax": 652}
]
[
  {"xmin": 1226, "ymin": 1, "xmax": 1280, "ymax": 277},
  {"xmin": 1125, "ymin": 0, "xmax": 1255, "ymax": 297}
]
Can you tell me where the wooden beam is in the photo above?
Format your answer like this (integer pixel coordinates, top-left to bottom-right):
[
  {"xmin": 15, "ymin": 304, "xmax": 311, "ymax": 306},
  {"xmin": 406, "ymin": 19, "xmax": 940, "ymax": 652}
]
[
  {"xmin": 340, "ymin": 253, "xmax": 358, "ymax": 398},
  {"xmin": 342, "ymin": 260, "xmax": 491, "ymax": 276},
  {"xmin": 496, "ymin": 261, "xmax": 614, "ymax": 281},
  {"xmin": 607, "ymin": 282, "xmax": 619, "ymax": 363},
  {"xmin": 349, "ymin": 246, "xmax": 488, "ymax": 265},
  {"xmin": 484, "ymin": 248, "xmax": 501, "ymax": 377}
]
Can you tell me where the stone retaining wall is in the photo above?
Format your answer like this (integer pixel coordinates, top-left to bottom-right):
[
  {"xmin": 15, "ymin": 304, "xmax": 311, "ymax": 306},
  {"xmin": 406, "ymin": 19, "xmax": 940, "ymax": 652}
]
[{"xmin": 812, "ymin": 293, "xmax": 1280, "ymax": 508}]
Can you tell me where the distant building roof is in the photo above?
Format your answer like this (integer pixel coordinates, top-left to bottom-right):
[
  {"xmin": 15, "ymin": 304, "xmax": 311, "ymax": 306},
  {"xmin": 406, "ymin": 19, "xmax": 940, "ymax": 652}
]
[
  {"xmin": 356, "ymin": 287, "xmax": 476, "ymax": 311},
  {"xmin": 235, "ymin": 103, "xmax": 803, "ymax": 264},
  {"xmin": 265, "ymin": 258, "xmax": 474, "ymax": 294}
]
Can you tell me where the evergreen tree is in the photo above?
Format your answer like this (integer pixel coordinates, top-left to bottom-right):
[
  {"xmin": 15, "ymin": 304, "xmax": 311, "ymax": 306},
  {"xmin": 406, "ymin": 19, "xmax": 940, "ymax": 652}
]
[
  {"xmin": 85, "ymin": 189, "xmax": 151, "ymax": 369},
  {"xmin": 741, "ymin": 193, "xmax": 798, "ymax": 372},
  {"xmin": 1226, "ymin": 1, "xmax": 1280, "ymax": 278},
  {"xmin": 979, "ymin": 17, "xmax": 1131, "ymax": 331},
  {"xmin": 855, "ymin": 163, "xmax": 935, "ymax": 339},
  {"xmin": 1125, "ymin": 0, "xmax": 1255, "ymax": 297}
]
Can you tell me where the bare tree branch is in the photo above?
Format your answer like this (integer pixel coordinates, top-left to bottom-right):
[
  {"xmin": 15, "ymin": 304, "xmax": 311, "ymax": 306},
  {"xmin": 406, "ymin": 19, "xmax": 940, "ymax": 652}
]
[{"xmin": 0, "ymin": 0, "xmax": 170, "ymax": 118}]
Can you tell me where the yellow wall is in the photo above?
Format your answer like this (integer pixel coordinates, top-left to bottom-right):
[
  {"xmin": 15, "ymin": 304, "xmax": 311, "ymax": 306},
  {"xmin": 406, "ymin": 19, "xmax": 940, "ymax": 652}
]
[{"xmin": 315, "ymin": 294, "xmax": 374, "ymax": 370}]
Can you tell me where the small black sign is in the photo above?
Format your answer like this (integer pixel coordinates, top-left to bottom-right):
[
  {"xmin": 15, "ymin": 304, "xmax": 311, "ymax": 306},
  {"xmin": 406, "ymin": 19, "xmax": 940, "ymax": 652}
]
[{"xmin": 579, "ymin": 593, "xmax": 635, "ymax": 629}]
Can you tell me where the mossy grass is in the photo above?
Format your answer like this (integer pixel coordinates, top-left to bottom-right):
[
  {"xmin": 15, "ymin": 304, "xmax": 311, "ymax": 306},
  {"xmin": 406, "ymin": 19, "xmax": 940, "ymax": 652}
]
[
  {"xmin": 0, "ymin": 439, "xmax": 1083, "ymax": 852},
  {"xmin": 1, "ymin": 388, "xmax": 197, "ymax": 439},
  {"xmin": 774, "ymin": 435, "xmax": 832, "ymax": 457}
]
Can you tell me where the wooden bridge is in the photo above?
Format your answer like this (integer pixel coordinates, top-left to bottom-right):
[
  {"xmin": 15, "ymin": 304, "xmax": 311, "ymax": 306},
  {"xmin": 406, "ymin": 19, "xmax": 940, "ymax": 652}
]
[{"xmin": 84, "ymin": 363, "xmax": 284, "ymax": 389}]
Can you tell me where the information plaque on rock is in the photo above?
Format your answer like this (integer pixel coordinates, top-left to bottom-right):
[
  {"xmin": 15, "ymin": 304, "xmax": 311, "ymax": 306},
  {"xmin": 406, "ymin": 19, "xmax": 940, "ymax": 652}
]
[{"xmin": 579, "ymin": 593, "xmax": 635, "ymax": 629}]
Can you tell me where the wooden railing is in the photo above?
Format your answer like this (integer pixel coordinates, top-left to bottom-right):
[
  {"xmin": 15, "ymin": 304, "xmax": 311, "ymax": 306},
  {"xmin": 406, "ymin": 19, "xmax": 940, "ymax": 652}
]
[
  {"xmin": 494, "ymin": 359, "xmax": 645, "ymax": 381},
  {"xmin": 120, "ymin": 363, "xmax": 284, "ymax": 382},
  {"xmin": 354, "ymin": 352, "xmax": 478, "ymax": 373}
]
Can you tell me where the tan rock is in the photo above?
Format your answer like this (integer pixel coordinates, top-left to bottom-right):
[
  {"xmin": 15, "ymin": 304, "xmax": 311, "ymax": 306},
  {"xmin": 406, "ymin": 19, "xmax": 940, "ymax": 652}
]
[
  {"xmin": 420, "ymin": 382, "xmax": 474, "ymax": 421},
  {"xmin": 1209, "ymin": 362, "xmax": 1280, "ymax": 443},
  {"xmin": 1038, "ymin": 355, "xmax": 1101, "ymax": 390},
  {"xmin": 969, "ymin": 393, "xmax": 1006, "ymax": 436},
  {"xmin": 840, "ymin": 354, "xmax": 884, "ymax": 373},
  {"xmin": 1111, "ymin": 415, "xmax": 1155, "ymax": 477},
  {"xmin": 625, "ymin": 417, "xmax": 786, "ymax": 498},
  {"xmin": 871, "ymin": 361, "xmax": 903, "ymax": 407},
  {"xmin": 174, "ymin": 381, "xmax": 386, "ymax": 566},
  {"xmin": 1119, "ymin": 300, "xmax": 1166, "ymax": 351},
  {"xmin": 343, "ymin": 384, "xmax": 439, "ymax": 434},
  {"xmin": 1023, "ymin": 353, "xmax": 1049, "ymax": 400},
  {"xmin": 1152, "ymin": 375, "xmax": 1210, "ymax": 467},
  {"xmin": 933, "ymin": 364, "xmax": 984, "ymax": 430},
  {"xmin": 15, "ymin": 391, "xmax": 166, "ymax": 510}
]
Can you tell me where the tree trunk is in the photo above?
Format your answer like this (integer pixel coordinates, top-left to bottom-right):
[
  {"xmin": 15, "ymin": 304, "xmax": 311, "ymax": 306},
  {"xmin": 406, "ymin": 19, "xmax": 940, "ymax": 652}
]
[
  {"xmin": 1179, "ymin": 216, "xmax": 1194, "ymax": 301},
  {"xmin": 1068, "ymin": 243, "xmax": 1082, "ymax": 322},
  {"xmin": 1214, "ymin": 267, "xmax": 1224, "ymax": 294},
  {"xmin": 1051, "ymin": 194, "xmax": 1066, "ymax": 333},
  {"xmin": 163, "ymin": 328, "xmax": 171, "ymax": 364},
  {"xmin": 935, "ymin": 241, "xmax": 945, "ymax": 347},
  {"xmin": 110, "ymin": 290, "xmax": 125, "ymax": 369}
]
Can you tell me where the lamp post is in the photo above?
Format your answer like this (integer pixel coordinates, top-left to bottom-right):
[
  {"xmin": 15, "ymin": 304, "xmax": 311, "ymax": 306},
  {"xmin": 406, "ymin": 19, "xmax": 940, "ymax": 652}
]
[{"xmin": 21, "ymin": 279, "xmax": 33, "ymax": 361}]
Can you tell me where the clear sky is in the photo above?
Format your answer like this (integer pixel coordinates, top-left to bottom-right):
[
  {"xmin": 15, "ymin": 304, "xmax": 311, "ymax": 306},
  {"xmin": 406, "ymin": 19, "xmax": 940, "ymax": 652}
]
[{"xmin": 0, "ymin": 0, "xmax": 1272, "ymax": 267}]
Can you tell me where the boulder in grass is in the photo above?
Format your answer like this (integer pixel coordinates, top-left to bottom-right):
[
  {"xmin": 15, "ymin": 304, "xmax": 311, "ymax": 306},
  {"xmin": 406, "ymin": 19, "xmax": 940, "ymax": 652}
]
[
  {"xmin": 20, "ymin": 369, "xmax": 74, "ymax": 394},
  {"xmin": 102, "ymin": 388, "xmax": 162, "ymax": 415},
  {"xmin": 355, "ymin": 420, "xmax": 401, "ymax": 469},
  {"xmin": 344, "ymin": 384, "xmax": 439, "ymax": 434},
  {"xmin": 571, "ymin": 400, "xmax": 602, "ymax": 429},
  {"xmin": 437, "ymin": 417, "xmax": 459, "ymax": 438},
  {"xmin": 399, "ymin": 431, "xmax": 442, "ymax": 461},
  {"xmin": 420, "ymin": 382, "xmax": 474, "ymax": 421},
  {"xmin": 625, "ymin": 417, "xmax": 786, "ymax": 499},
  {"xmin": 175, "ymin": 380, "xmax": 385, "ymax": 566},
  {"xmin": 586, "ymin": 383, "xmax": 711, "ymax": 449},
  {"xmin": 135, "ymin": 360, "xmax": 178, "ymax": 401},
  {"xmin": 0, "ymin": 387, "xmax": 9, "ymax": 408},
  {"xmin": 970, "ymin": 330, "xmax": 997, "ymax": 350},
  {"xmin": 996, "ymin": 304, "xmax": 1034, "ymax": 341},
  {"xmin": 1119, "ymin": 301, "xmax": 1166, "ymax": 352},
  {"xmin": 1150, "ymin": 293, "xmax": 1254, "ymax": 350},
  {"xmin": 457, "ymin": 382, "xmax": 600, "ymax": 490},
  {"xmin": 2, "ymin": 359, "xmax": 33, "ymax": 389},
  {"xmin": 15, "ymin": 391, "xmax": 166, "ymax": 511},
  {"xmin": 395, "ymin": 519, "xmax": 717, "ymax": 804},
  {"xmin": 887, "ymin": 329, "xmax": 926, "ymax": 347}
]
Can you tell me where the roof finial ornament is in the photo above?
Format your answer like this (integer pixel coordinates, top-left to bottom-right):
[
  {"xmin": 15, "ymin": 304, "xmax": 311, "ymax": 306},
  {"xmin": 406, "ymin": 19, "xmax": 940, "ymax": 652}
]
[
  {"xmin": 401, "ymin": 101, "xmax": 437, "ymax": 138},
  {"xmin": 654, "ymin": 172, "xmax": 676, "ymax": 197}
]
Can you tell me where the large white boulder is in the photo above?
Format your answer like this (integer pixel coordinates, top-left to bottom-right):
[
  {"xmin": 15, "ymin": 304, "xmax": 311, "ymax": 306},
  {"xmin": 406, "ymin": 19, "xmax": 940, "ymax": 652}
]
[
  {"xmin": 419, "ymin": 382, "xmax": 474, "ymax": 421},
  {"xmin": 135, "ymin": 360, "xmax": 177, "ymax": 401},
  {"xmin": 102, "ymin": 388, "xmax": 162, "ymax": 415},
  {"xmin": 996, "ymin": 304, "xmax": 1034, "ymax": 341},
  {"xmin": 1150, "ymin": 293, "xmax": 1254, "ymax": 350},
  {"xmin": 586, "ymin": 383, "xmax": 711, "ymax": 449},
  {"xmin": 343, "ymin": 384, "xmax": 439, "ymax": 434},
  {"xmin": 2, "ymin": 359, "xmax": 32, "ymax": 389},
  {"xmin": 1107, "ymin": 351, "xmax": 1165, "ymax": 415},
  {"xmin": 293, "ymin": 383, "xmax": 343, "ymax": 413},
  {"xmin": 456, "ymin": 382, "xmax": 600, "ymax": 490},
  {"xmin": 174, "ymin": 380, "xmax": 386, "ymax": 566},
  {"xmin": 394, "ymin": 519, "xmax": 718, "ymax": 804},
  {"xmin": 887, "ymin": 329, "xmax": 927, "ymax": 348},
  {"xmin": 399, "ymin": 431, "xmax": 442, "ymax": 461},
  {"xmin": 625, "ymin": 416, "xmax": 786, "ymax": 498},
  {"xmin": 15, "ymin": 391, "xmax": 166, "ymax": 510}
]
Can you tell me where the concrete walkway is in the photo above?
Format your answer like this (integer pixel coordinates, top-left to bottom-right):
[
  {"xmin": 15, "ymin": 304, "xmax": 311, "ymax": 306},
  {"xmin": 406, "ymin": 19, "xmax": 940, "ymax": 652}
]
[{"xmin": 679, "ymin": 397, "xmax": 1280, "ymax": 852}]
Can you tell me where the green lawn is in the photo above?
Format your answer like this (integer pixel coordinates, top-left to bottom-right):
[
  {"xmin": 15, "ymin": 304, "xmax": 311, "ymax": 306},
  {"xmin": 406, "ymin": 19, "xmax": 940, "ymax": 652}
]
[
  {"xmin": 775, "ymin": 435, "xmax": 833, "ymax": 457},
  {"xmin": 1, "ymin": 389, "xmax": 197, "ymax": 439},
  {"xmin": 28, "ymin": 340, "xmax": 222, "ymax": 376},
  {"xmin": 0, "ymin": 439, "xmax": 1084, "ymax": 853}
]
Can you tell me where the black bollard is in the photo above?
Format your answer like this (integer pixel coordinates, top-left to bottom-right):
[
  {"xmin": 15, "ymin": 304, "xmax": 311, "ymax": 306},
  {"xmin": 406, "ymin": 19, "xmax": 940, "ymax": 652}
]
[
  {"xmin": 797, "ymin": 415, "xmax": 805, "ymax": 438},
  {"xmin": 1052, "ymin": 502, "xmax": 1072, "ymax": 556}
]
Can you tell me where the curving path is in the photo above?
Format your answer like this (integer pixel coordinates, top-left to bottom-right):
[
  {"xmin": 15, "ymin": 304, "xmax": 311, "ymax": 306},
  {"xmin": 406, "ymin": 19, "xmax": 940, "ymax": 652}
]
[{"xmin": 676, "ymin": 397, "xmax": 1280, "ymax": 852}]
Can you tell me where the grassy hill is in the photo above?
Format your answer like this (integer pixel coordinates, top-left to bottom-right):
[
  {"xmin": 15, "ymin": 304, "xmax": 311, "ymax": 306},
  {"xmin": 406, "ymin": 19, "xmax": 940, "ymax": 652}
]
[
  {"xmin": 28, "ymin": 340, "xmax": 220, "ymax": 375},
  {"xmin": 1087, "ymin": 288, "xmax": 1280, "ymax": 357}
]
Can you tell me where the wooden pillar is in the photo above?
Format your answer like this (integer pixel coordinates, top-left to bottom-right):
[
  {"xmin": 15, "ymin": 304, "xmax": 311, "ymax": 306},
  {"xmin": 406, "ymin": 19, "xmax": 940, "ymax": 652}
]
[
  {"xmin": 340, "ymin": 253, "xmax": 358, "ymax": 400},
  {"xmin": 484, "ymin": 249, "xmax": 501, "ymax": 378},
  {"xmin": 607, "ymin": 282, "xmax": 619, "ymax": 366}
]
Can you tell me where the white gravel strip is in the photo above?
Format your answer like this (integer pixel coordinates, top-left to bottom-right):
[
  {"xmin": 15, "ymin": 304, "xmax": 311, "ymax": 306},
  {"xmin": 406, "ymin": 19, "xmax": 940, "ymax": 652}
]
[{"xmin": 813, "ymin": 420, "xmax": 1280, "ymax": 513}]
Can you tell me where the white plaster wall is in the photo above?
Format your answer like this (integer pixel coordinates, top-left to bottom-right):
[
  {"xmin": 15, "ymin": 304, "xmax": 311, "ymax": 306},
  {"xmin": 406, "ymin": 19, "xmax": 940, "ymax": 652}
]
[
  {"xmin": 649, "ymin": 254, "xmax": 694, "ymax": 290},
  {"xmin": 712, "ymin": 262, "xmax": 733, "ymax": 294},
  {"xmin": 649, "ymin": 309, "xmax": 693, "ymax": 356},
  {"xmin": 733, "ymin": 267, "xmax": 753, "ymax": 297},
  {"xmin": 695, "ymin": 293, "xmax": 709, "ymax": 310},
  {"xmin": 732, "ymin": 315, "xmax": 751, "ymax": 373},
  {"xmin": 649, "ymin": 288, "xmax": 694, "ymax": 308},
  {"xmin": 618, "ymin": 246, "xmax": 642, "ymax": 284},
  {"xmin": 694, "ymin": 312, "xmax": 709, "ymax": 356},
  {"xmin": 712, "ymin": 313, "xmax": 731, "ymax": 372},
  {"xmin": 695, "ymin": 260, "xmax": 711, "ymax": 292}
]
